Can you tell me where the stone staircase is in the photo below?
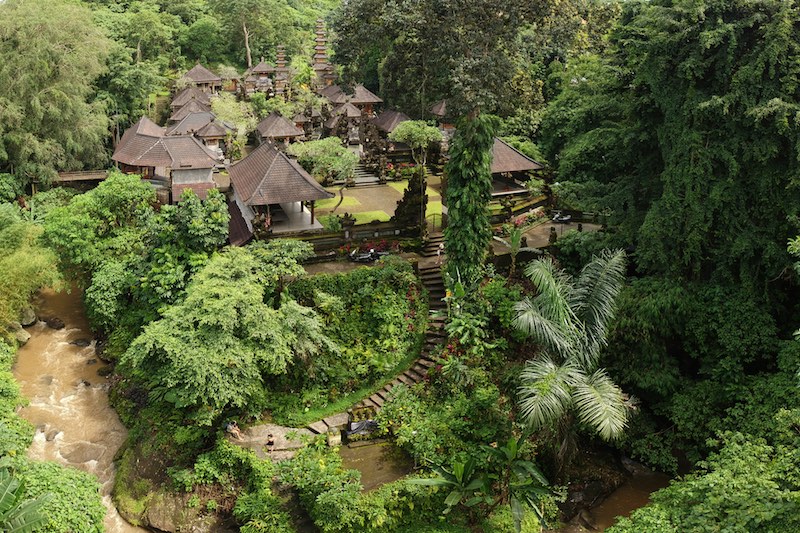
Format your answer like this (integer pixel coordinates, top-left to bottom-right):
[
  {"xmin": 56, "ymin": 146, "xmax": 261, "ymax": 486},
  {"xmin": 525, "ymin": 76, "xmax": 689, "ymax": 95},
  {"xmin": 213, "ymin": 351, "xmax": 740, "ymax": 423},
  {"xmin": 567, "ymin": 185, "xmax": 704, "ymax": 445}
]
[
  {"xmin": 306, "ymin": 263, "xmax": 448, "ymax": 435},
  {"xmin": 352, "ymin": 162, "xmax": 381, "ymax": 185},
  {"xmin": 329, "ymin": 163, "xmax": 382, "ymax": 187},
  {"xmin": 421, "ymin": 233, "xmax": 445, "ymax": 258}
]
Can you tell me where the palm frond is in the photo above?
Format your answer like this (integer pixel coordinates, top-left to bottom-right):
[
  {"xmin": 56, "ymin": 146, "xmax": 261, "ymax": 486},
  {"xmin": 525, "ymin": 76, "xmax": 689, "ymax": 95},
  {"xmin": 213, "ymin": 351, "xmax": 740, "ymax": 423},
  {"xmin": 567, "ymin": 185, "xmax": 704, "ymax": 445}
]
[
  {"xmin": 518, "ymin": 358, "xmax": 574, "ymax": 431},
  {"xmin": 524, "ymin": 259, "xmax": 578, "ymax": 324},
  {"xmin": 572, "ymin": 368, "xmax": 629, "ymax": 441},
  {"xmin": 572, "ymin": 249, "xmax": 627, "ymax": 364},
  {"xmin": 513, "ymin": 298, "xmax": 575, "ymax": 358}
]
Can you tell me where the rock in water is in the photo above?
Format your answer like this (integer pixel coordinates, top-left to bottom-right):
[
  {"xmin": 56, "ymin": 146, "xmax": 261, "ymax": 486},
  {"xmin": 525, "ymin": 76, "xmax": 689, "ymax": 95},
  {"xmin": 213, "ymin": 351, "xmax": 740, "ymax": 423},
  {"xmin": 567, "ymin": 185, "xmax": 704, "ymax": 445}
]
[
  {"xmin": 71, "ymin": 338, "xmax": 91, "ymax": 347},
  {"xmin": 45, "ymin": 317, "xmax": 65, "ymax": 330},
  {"xmin": 9, "ymin": 322, "xmax": 30, "ymax": 345},
  {"xmin": 20, "ymin": 307, "xmax": 36, "ymax": 326}
]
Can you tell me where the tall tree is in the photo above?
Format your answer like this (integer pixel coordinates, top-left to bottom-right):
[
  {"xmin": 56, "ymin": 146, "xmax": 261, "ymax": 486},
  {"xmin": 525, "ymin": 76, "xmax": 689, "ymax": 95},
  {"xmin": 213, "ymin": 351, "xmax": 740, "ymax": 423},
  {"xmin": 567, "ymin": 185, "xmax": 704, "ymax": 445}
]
[
  {"xmin": 0, "ymin": 0, "xmax": 112, "ymax": 184},
  {"xmin": 542, "ymin": 0, "xmax": 800, "ymax": 289},
  {"xmin": 444, "ymin": 115, "xmax": 497, "ymax": 283},
  {"xmin": 332, "ymin": 0, "xmax": 539, "ymax": 117}
]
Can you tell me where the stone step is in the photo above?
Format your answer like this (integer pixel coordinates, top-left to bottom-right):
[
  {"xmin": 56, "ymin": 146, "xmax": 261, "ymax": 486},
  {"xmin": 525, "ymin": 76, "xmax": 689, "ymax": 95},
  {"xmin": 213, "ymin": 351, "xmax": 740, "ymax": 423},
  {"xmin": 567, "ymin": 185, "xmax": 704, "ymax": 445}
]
[
  {"xmin": 308, "ymin": 420, "xmax": 328, "ymax": 434},
  {"xmin": 362, "ymin": 398, "xmax": 380, "ymax": 410},
  {"xmin": 370, "ymin": 394, "xmax": 385, "ymax": 407},
  {"xmin": 418, "ymin": 358, "xmax": 436, "ymax": 368},
  {"xmin": 412, "ymin": 363, "xmax": 429, "ymax": 376},
  {"xmin": 405, "ymin": 369, "xmax": 423, "ymax": 382},
  {"xmin": 397, "ymin": 374, "xmax": 414, "ymax": 386}
]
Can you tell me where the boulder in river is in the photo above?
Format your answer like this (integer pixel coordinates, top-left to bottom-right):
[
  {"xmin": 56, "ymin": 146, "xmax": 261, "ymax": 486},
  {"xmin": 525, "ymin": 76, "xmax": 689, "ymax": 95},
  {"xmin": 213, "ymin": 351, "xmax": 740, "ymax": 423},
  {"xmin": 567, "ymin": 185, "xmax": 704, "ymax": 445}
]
[
  {"xmin": 45, "ymin": 317, "xmax": 65, "ymax": 330},
  {"xmin": 19, "ymin": 307, "xmax": 36, "ymax": 326},
  {"xmin": 9, "ymin": 322, "xmax": 30, "ymax": 345},
  {"xmin": 14, "ymin": 327, "xmax": 31, "ymax": 345},
  {"xmin": 70, "ymin": 338, "xmax": 91, "ymax": 347}
]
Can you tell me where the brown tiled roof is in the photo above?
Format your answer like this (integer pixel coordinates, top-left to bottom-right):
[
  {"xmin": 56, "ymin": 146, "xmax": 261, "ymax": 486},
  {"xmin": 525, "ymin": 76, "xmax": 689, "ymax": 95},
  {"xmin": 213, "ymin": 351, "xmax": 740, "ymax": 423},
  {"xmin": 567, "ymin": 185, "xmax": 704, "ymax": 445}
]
[
  {"xmin": 185, "ymin": 63, "xmax": 222, "ymax": 84},
  {"xmin": 228, "ymin": 200, "xmax": 253, "ymax": 246},
  {"xmin": 169, "ymin": 99, "xmax": 211, "ymax": 122},
  {"xmin": 319, "ymin": 84, "xmax": 342, "ymax": 98},
  {"xmin": 171, "ymin": 87, "xmax": 211, "ymax": 109},
  {"xmin": 251, "ymin": 60, "xmax": 275, "ymax": 75},
  {"xmin": 336, "ymin": 103, "xmax": 362, "ymax": 118},
  {"xmin": 162, "ymin": 137, "xmax": 220, "ymax": 168},
  {"xmin": 491, "ymin": 138, "xmax": 544, "ymax": 174},
  {"xmin": 196, "ymin": 120, "xmax": 233, "ymax": 139},
  {"xmin": 172, "ymin": 182, "xmax": 217, "ymax": 201},
  {"xmin": 166, "ymin": 112, "xmax": 216, "ymax": 136},
  {"xmin": 329, "ymin": 90, "xmax": 348, "ymax": 105},
  {"xmin": 228, "ymin": 143, "xmax": 334, "ymax": 205},
  {"xmin": 113, "ymin": 117, "xmax": 218, "ymax": 169},
  {"xmin": 372, "ymin": 109, "xmax": 410, "ymax": 133},
  {"xmin": 293, "ymin": 113, "xmax": 310, "ymax": 124},
  {"xmin": 351, "ymin": 84, "xmax": 383, "ymax": 105},
  {"xmin": 256, "ymin": 112, "xmax": 303, "ymax": 139},
  {"xmin": 430, "ymin": 99, "xmax": 447, "ymax": 117}
]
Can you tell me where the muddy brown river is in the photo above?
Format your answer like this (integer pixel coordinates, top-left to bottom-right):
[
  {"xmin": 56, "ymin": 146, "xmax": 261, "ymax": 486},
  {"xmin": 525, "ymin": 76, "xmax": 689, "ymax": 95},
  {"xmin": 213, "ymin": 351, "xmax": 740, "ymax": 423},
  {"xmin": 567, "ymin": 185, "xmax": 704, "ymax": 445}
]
[{"xmin": 13, "ymin": 288, "xmax": 144, "ymax": 532}]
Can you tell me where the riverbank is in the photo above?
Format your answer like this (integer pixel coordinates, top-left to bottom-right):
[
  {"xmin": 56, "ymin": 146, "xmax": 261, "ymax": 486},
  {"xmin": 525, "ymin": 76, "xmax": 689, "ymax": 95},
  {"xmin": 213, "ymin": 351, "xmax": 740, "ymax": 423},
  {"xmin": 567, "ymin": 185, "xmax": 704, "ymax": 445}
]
[{"xmin": 13, "ymin": 288, "xmax": 144, "ymax": 532}]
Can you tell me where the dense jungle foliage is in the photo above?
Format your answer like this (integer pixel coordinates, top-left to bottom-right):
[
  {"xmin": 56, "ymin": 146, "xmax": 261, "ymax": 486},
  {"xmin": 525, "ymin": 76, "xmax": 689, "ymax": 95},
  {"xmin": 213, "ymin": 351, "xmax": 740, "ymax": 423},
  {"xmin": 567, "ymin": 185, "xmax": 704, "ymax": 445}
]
[{"xmin": 1, "ymin": 0, "xmax": 800, "ymax": 531}]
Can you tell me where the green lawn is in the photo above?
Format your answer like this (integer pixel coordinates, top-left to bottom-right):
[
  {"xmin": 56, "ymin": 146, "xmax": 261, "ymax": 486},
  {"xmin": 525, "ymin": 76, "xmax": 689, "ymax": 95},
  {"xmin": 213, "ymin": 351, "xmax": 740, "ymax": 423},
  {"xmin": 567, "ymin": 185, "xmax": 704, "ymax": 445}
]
[
  {"xmin": 316, "ymin": 196, "xmax": 361, "ymax": 210},
  {"xmin": 353, "ymin": 210, "xmax": 391, "ymax": 224}
]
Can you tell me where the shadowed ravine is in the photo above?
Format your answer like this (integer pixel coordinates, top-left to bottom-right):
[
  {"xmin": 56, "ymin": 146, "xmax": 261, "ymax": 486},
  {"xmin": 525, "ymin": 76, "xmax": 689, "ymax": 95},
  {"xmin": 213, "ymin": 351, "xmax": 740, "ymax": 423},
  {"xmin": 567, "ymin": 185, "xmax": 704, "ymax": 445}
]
[{"xmin": 13, "ymin": 288, "xmax": 144, "ymax": 533}]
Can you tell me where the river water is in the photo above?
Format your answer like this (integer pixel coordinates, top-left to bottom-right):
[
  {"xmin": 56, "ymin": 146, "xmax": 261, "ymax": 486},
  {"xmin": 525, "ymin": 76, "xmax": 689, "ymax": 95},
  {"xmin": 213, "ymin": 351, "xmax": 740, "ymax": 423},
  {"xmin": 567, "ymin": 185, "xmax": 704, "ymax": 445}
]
[{"xmin": 13, "ymin": 288, "xmax": 144, "ymax": 533}]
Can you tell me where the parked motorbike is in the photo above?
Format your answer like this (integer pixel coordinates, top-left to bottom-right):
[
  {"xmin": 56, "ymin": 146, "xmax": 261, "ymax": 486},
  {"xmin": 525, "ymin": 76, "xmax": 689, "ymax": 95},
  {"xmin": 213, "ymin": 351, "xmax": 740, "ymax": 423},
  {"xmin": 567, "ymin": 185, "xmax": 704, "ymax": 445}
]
[
  {"xmin": 348, "ymin": 249, "xmax": 389, "ymax": 263},
  {"xmin": 552, "ymin": 210, "xmax": 572, "ymax": 223}
]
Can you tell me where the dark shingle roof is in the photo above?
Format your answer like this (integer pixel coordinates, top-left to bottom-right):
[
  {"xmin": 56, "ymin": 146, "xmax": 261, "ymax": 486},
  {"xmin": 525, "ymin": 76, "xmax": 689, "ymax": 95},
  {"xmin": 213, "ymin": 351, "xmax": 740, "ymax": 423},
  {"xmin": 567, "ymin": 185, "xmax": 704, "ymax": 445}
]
[
  {"xmin": 491, "ymin": 138, "xmax": 544, "ymax": 174},
  {"xmin": 228, "ymin": 143, "xmax": 334, "ymax": 205},
  {"xmin": 351, "ymin": 84, "xmax": 383, "ymax": 105},
  {"xmin": 172, "ymin": 182, "xmax": 217, "ymax": 201},
  {"xmin": 196, "ymin": 120, "xmax": 234, "ymax": 139},
  {"xmin": 171, "ymin": 87, "xmax": 211, "ymax": 109},
  {"xmin": 251, "ymin": 60, "xmax": 275, "ymax": 75},
  {"xmin": 293, "ymin": 113, "xmax": 310, "ymax": 124},
  {"xmin": 256, "ymin": 112, "xmax": 304, "ymax": 139},
  {"xmin": 372, "ymin": 109, "xmax": 411, "ymax": 133},
  {"xmin": 228, "ymin": 200, "xmax": 253, "ymax": 246},
  {"xmin": 112, "ymin": 117, "xmax": 218, "ymax": 169},
  {"xmin": 169, "ymin": 99, "xmax": 211, "ymax": 122},
  {"xmin": 166, "ymin": 112, "xmax": 216, "ymax": 136},
  {"xmin": 184, "ymin": 63, "xmax": 222, "ymax": 84},
  {"xmin": 336, "ymin": 103, "xmax": 362, "ymax": 118}
]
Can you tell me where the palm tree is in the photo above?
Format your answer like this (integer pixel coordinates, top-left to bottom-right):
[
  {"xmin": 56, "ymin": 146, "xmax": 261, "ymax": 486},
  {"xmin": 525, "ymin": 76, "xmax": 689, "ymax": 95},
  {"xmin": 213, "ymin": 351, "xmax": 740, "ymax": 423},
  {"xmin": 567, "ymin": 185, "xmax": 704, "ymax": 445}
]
[{"xmin": 514, "ymin": 249, "xmax": 632, "ymax": 472}]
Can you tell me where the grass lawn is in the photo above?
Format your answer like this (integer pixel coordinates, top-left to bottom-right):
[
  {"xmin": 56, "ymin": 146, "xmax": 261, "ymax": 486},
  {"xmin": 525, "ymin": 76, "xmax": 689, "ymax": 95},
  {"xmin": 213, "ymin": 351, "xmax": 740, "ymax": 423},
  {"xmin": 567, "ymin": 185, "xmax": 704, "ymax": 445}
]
[
  {"xmin": 353, "ymin": 210, "xmax": 391, "ymax": 224},
  {"xmin": 427, "ymin": 201, "xmax": 443, "ymax": 216},
  {"xmin": 316, "ymin": 196, "xmax": 361, "ymax": 210}
]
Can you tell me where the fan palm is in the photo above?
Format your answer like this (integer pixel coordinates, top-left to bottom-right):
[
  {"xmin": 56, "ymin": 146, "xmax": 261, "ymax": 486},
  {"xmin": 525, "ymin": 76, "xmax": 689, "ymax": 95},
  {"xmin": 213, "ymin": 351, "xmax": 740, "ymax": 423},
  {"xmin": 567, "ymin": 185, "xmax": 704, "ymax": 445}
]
[{"xmin": 515, "ymin": 249, "xmax": 631, "ymax": 468}]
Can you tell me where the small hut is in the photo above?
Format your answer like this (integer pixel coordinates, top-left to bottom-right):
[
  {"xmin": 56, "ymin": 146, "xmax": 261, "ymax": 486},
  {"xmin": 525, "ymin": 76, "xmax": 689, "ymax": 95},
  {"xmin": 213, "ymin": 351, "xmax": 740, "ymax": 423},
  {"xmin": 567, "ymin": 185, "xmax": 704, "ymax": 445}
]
[
  {"xmin": 350, "ymin": 84, "xmax": 383, "ymax": 116},
  {"xmin": 184, "ymin": 63, "xmax": 222, "ymax": 93},
  {"xmin": 256, "ymin": 112, "xmax": 304, "ymax": 146},
  {"xmin": 228, "ymin": 143, "xmax": 334, "ymax": 238}
]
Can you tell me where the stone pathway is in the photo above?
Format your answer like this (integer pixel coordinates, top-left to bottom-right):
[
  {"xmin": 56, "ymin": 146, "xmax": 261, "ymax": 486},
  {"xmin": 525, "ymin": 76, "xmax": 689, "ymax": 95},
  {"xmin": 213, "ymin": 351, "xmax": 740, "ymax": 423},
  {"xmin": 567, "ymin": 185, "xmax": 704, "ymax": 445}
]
[
  {"xmin": 306, "ymin": 263, "xmax": 446, "ymax": 434},
  {"xmin": 233, "ymin": 423, "xmax": 313, "ymax": 461}
]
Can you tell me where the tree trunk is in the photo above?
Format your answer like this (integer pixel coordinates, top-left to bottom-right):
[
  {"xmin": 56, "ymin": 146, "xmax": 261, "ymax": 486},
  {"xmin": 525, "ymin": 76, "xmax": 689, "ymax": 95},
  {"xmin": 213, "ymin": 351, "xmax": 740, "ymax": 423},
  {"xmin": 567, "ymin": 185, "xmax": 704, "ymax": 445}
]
[{"xmin": 243, "ymin": 21, "xmax": 252, "ymax": 69}]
